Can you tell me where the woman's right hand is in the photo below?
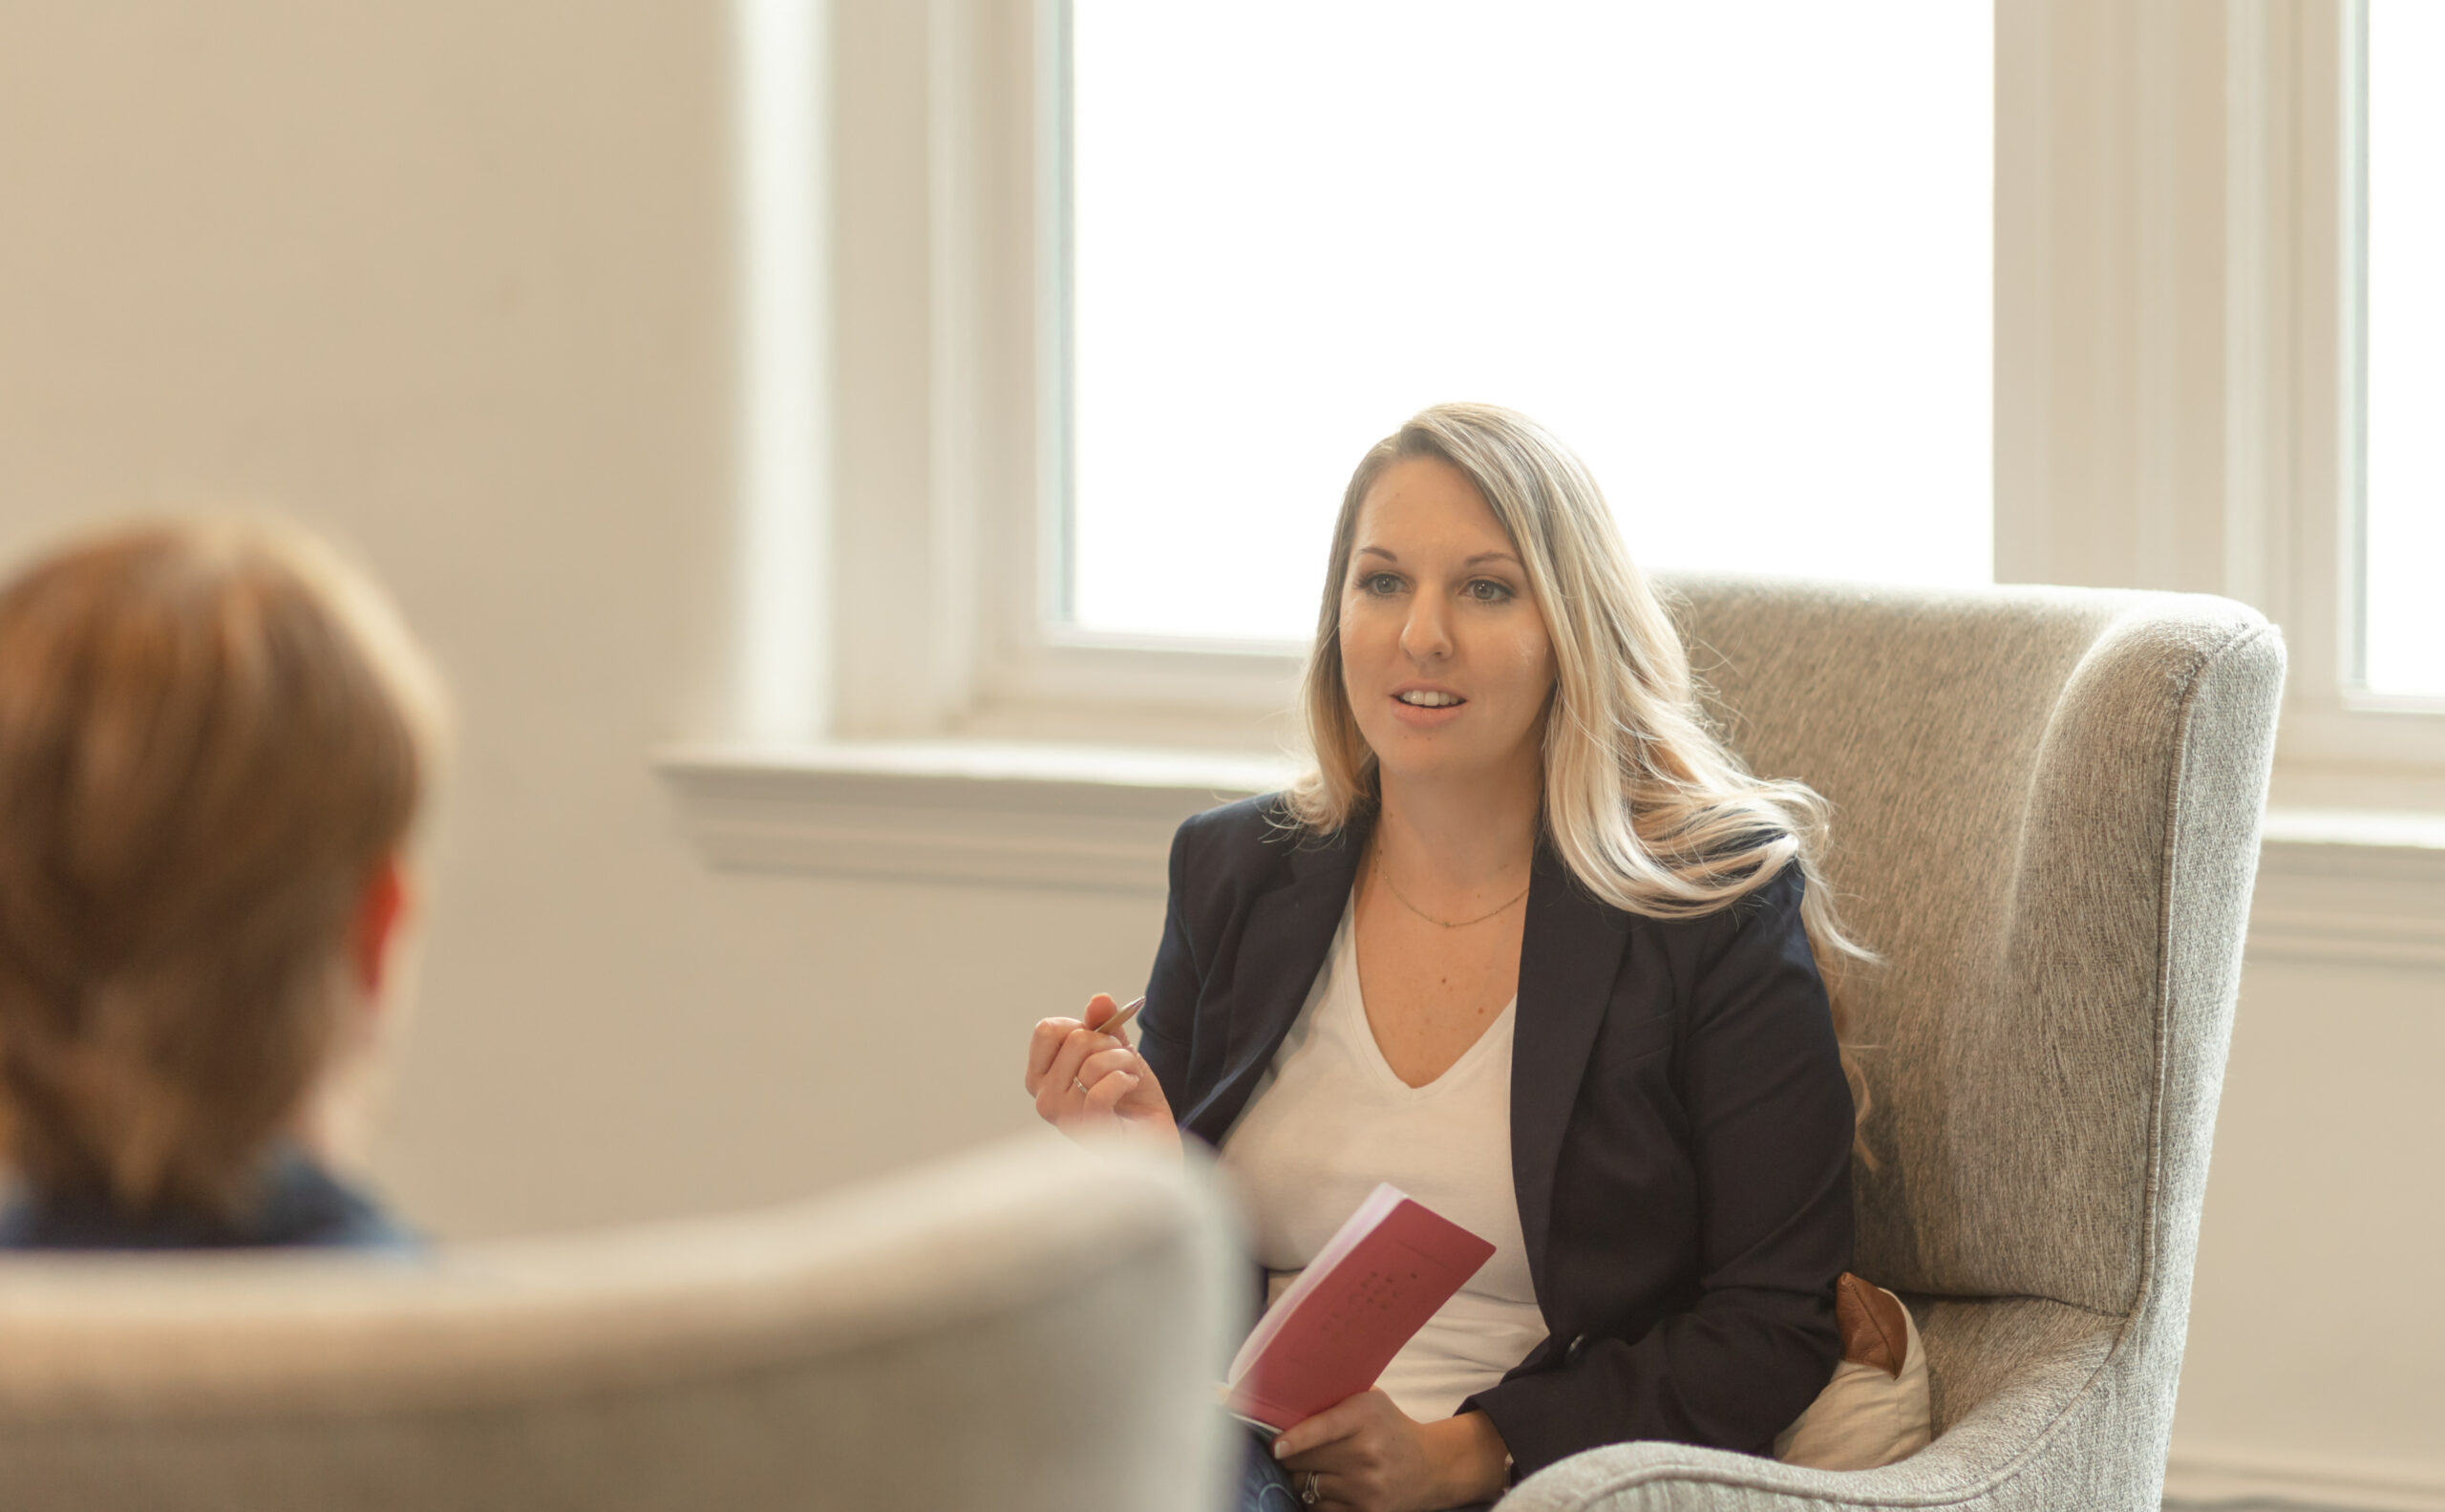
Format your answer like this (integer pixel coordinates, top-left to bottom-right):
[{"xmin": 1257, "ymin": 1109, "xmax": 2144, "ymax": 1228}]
[{"xmin": 1025, "ymin": 993, "xmax": 1180, "ymax": 1158}]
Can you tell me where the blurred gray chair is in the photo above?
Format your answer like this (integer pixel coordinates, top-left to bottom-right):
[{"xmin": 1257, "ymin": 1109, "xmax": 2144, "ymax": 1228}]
[
  {"xmin": 0, "ymin": 1136, "xmax": 1240, "ymax": 1512},
  {"xmin": 1505, "ymin": 577, "xmax": 2284, "ymax": 1512}
]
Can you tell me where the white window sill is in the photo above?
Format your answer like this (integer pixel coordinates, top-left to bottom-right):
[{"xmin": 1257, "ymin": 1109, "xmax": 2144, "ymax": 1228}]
[
  {"xmin": 659, "ymin": 749, "xmax": 2445, "ymax": 965},
  {"xmin": 655, "ymin": 742, "xmax": 1297, "ymax": 896},
  {"xmin": 2247, "ymin": 808, "xmax": 2445, "ymax": 969}
]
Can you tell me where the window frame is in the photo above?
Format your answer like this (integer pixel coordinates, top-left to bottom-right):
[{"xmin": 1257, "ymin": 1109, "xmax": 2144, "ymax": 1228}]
[
  {"xmin": 804, "ymin": 0, "xmax": 2445, "ymax": 805},
  {"xmin": 2247, "ymin": 0, "xmax": 2445, "ymax": 799},
  {"xmin": 816, "ymin": 0, "xmax": 1298, "ymax": 756}
]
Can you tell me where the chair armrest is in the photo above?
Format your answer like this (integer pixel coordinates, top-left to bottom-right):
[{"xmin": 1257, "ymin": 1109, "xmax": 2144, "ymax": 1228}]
[
  {"xmin": 1500, "ymin": 1439, "xmax": 1964, "ymax": 1512},
  {"xmin": 1499, "ymin": 1301, "xmax": 2123, "ymax": 1512}
]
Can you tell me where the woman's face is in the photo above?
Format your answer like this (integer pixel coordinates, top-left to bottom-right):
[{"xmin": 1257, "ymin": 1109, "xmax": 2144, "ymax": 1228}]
[{"xmin": 1338, "ymin": 457, "xmax": 1557, "ymax": 791}]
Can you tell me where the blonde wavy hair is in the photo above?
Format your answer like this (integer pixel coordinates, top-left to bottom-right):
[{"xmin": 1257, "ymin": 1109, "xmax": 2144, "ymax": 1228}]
[{"xmin": 1288, "ymin": 403, "xmax": 1875, "ymax": 1150}]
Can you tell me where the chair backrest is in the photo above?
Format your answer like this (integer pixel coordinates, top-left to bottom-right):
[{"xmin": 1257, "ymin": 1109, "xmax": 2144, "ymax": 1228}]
[
  {"xmin": 1657, "ymin": 574, "xmax": 2283, "ymax": 1318},
  {"xmin": 0, "ymin": 1136, "xmax": 1241, "ymax": 1512}
]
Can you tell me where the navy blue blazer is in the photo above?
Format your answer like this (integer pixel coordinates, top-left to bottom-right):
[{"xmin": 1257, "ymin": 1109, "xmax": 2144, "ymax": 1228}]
[
  {"xmin": 1136, "ymin": 796, "xmax": 1853, "ymax": 1476},
  {"xmin": 0, "ymin": 1147, "xmax": 415, "ymax": 1253}
]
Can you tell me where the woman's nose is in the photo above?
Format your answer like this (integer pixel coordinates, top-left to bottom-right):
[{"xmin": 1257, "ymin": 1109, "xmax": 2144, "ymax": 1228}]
[{"xmin": 1400, "ymin": 600, "xmax": 1453, "ymax": 660}]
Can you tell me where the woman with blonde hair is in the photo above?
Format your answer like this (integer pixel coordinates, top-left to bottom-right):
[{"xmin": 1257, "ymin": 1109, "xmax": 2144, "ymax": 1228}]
[
  {"xmin": 1028, "ymin": 404, "xmax": 1878, "ymax": 1509},
  {"xmin": 0, "ymin": 519, "xmax": 442, "ymax": 1250}
]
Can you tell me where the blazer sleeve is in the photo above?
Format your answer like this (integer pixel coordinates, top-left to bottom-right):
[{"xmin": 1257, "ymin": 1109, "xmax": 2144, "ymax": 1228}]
[
  {"xmin": 1462, "ymin": 867, "xmax": 1853, "ymax": 1471},
  {"xmin": 1132, "ymin": 814, "xmax": 1202, "ymax": 1110}
]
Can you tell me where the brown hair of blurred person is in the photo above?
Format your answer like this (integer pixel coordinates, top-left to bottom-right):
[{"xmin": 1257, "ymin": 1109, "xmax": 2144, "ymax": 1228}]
[{"xmin": 0, "ymin": 519, "xmax": 444, "ymax": 1222}]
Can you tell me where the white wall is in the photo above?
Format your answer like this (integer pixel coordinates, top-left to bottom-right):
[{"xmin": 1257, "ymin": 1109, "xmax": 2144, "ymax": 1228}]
[
  {"xmin": 0, "ymin": 6, "xmax": 2435, "ymax": 1506},
  {"xmin": 2170, "ymin": 942, "xmax": 2445, "ymax": 1508},
  {"xmin": 0, "ymin": 2, "xmax": 1145, "ymax": 1237}
]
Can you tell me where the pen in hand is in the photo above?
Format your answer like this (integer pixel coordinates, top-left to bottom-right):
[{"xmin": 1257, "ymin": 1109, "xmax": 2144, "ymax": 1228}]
[
  {"xmin": 1070, "ymin": 996, "xmax": 1146, "ymax": 1098},
  {"xmin": 1092, "ymin": 995, "xmax": 1145, "ymax": 1043}
]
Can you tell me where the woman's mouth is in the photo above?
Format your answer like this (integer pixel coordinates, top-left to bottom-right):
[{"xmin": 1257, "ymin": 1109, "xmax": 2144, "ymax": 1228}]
[{"xmin": 1394, "ymin": 690, "xmax": 1464, "ymax": 708}]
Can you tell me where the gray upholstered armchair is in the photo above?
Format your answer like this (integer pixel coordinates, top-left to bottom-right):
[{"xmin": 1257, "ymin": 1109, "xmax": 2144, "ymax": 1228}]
[
  {"xmin": 1504, "ymin": 576, "xmax": 2285, "ymax": 1512},
  {"xmin": 0, "ymin": 1137, "xmax": 1241, "ymax": 1512}
]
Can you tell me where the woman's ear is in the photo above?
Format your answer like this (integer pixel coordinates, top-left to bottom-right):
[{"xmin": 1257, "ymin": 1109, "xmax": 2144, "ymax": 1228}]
[{"xmin": 350, "ymin": 856, "xmax": 413, "ymax": 1001}]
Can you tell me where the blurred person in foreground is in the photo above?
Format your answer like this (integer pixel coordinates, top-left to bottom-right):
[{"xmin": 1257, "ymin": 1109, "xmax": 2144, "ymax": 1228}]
[{"xmin": 0, "ymin": 519, "xmax": 443, "ymax": 1251}]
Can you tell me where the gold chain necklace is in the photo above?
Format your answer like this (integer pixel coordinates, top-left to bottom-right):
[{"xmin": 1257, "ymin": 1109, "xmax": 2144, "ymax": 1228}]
[{"xmin": 1374, "ymin": 858, "xmax": 1531, "ymax": 929}]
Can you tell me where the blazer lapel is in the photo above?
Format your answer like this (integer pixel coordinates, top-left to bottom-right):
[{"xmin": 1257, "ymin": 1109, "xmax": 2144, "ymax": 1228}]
[
  {"xmin": 1180, "ymin": 815, "xmax": 1369, "ymax": 1145},
  {"xmin": 1511, "ymin": 841, "xmax": 1633, "ymax": 1296}
]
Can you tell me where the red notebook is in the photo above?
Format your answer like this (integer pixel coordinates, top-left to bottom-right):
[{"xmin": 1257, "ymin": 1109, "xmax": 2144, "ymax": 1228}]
[{"xmin": 1223, "ymin": 1183, "xmax": 1497, "ymax": 1433}]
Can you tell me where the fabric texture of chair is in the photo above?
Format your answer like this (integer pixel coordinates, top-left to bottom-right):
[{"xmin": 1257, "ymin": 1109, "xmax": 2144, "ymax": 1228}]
[
  {"xmin": 1500, "ymin": 575, "xmax": 2285, "ymax": 1512},
  {"xmin": 0, "ymin": 1135, "xmax": 1243, "ymax": 1512}
]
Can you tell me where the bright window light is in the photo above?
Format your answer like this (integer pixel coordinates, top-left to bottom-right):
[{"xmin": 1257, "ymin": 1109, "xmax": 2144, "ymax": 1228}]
[
  {"xmin": 2365, "ymin": 0, "xmax": 2445, "ymax": 698},
  {"xmin": 1069, "ymin": 2, "xmax": 1992, "ymax": 644}
]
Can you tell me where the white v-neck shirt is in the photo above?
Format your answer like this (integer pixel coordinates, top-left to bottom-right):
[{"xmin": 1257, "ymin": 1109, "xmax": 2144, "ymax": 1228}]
[{"xmin": 1216, "ymin": 901, "xmax": 1548, "ymax": 1421}]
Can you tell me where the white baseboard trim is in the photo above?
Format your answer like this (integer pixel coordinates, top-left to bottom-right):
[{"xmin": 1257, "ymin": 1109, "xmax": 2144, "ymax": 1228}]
[
  {"xmin": 2163, "ymin": 1448, "xmax": 2445, "ymax": 1512},
  {"xmin": 655, "ymin": 741, "xmax": 1291, "ymax": 895}
]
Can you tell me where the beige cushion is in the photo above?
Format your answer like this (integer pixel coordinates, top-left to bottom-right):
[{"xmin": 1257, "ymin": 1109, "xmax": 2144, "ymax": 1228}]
[
  {"xmin": 1775, "ymin": 1286, "xmax": 1930, "ymax": 1471},
  {"xmin": 0, "ymin": 1136, "xmax": 1242, "ymax": 1512}
]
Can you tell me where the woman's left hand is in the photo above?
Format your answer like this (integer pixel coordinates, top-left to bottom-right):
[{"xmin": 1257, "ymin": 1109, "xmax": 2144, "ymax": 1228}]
[{"xmin": 1271, "ymin": 1393, "xmax": 1509, "ymax": 1512}]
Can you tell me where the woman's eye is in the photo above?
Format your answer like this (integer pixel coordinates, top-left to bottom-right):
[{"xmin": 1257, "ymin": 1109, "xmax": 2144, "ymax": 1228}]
[
  {"xmin": 1465, "ymin": 579, "xmax": 1515, "ymax": 603},
  {"xmin": 1359, "ymin": 572, "xmax": 1403, "ymax": 595}
]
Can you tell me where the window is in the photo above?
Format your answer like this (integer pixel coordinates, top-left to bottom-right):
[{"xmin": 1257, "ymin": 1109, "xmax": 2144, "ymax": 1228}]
[
  {"xmin": 1067, "ymin": 2, "xmax": 1991, "ymax": 645},
  {"xmin": 2362, "ymin": 0, "xmax": 2445, "ymax": 700},
  {"xmin": 735, "ymin": 0, "xmax": 2445, "ymax": 802}
]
